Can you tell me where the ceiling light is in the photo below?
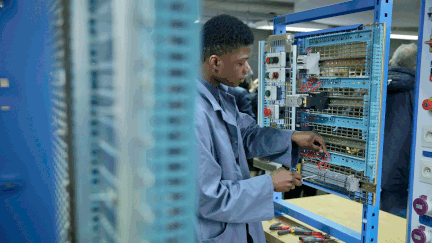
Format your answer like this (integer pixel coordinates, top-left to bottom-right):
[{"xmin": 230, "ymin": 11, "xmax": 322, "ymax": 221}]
[
  {"xmin": 256, "ymin": 25, "xmax": 322, "ymax": 32},
  {"xmin": 390, "ymin": 34, "xmax": 418, "ymax": 40},
  {"xmin": 286, "ymin": 27, "xmax": 322, "ymax": 32},
  {"xmin": 256, "ymin": 25, "xmax": 418, "ymax": 40}
]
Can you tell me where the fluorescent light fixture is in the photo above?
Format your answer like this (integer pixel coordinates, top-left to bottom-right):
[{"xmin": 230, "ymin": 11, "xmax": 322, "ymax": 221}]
[
  {"xmin": 256, "ymin": 25, "xmax": 322, "ymax": 32},
  {"xmin": 390, "ymin": 34, "xmax": 418, "ymax": 40},
  {"xmin": 194, "ymin": 20, "xmax": 200, "ymax": 23},
  {"xmin": 256, "ymin": 25, "xmax": 418, "ymax": 40},
  {"xmin": 286, "ymin": 27, "xmax": 322, "ymax": 32}
]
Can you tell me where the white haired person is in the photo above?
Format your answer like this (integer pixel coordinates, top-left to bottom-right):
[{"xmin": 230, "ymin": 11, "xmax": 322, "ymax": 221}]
[{"xmin": 381, "ymin": 43, "xmax": 417, "ymax": 218}]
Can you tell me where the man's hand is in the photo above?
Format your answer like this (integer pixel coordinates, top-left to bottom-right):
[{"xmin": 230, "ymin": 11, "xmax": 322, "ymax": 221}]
[
  {"xmin": 270, "ymin": 167, "xmax": 302, "ymax": 192},
  {"xmin": 291, "ymin": 131, "xmax": 330, "ymax": 158}
]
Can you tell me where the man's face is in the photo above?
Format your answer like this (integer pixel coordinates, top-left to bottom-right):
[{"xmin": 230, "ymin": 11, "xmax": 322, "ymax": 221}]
[{"xmin": 214, "ymin": 46, "xmax": 251, "ymax": 87}]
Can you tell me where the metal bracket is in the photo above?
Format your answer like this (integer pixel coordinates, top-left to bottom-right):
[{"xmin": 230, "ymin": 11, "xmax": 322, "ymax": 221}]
[
  {"xmin": 360, "ymin": 181, "xmax": 377, "ymax": 193},
  {"xmin": 264, "ymin": 33, "xmax": 295, "ymax": 53}
]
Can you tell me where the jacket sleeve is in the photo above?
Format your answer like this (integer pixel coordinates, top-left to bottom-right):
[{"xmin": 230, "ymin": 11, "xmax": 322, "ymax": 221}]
[
  {"xmin": 237, "ymin": 112, "xmax": 300, "ymax": 168},
  {"xmin": 195, "ymin": 116, "xmax": 275, "ymax": 223}
]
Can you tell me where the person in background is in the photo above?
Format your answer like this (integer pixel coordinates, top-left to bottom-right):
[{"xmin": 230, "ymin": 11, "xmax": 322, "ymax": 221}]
[
  {"xmin": 227, "ymin": 70, "xmax": 256, "ymax": 119},
  {"xmin": 381, "ymin": 43, "xmax": 417, "ymax": 218},
  {"xmin": 195, "ymin": 14, "xmax": 329, "ymax": 243},
  {"xmin": 247, "ymin": 78, "xmax": 259, "ymax": 119}
]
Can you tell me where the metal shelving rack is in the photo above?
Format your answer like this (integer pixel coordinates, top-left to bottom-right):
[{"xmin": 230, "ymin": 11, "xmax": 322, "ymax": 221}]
[
  {"xmin": 72, "ymin": 0, "xmax": 200, "ymax": 242},
  {"xmin": 262, "ymin": 1, "xmax": 394, "ymax": 242}
]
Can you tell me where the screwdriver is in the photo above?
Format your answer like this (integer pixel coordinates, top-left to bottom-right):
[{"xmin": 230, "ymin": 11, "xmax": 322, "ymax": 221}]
[
  {"xmin": 278, "ymin": 227, "xmax": 311, "ymax": 236},
  {"xmin": 299, "ymin": 235, "xmax": 328, "ymax": 240},
  {"xmin": 300, "ymin": 238, "xmax": 338, "ymax": 243},
  {"xmin": 269, "ymin": 222, "xmax": 290, "ymax": 231},
  {"xmin": 302, "ymin": 175, "xmax": 317, "ymax": 181}
]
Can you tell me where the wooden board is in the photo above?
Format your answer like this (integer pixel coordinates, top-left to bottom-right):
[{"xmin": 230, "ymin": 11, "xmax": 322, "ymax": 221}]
[{"xmin": 262, "ymin": 194, "xmax": 407, "ymax": 243}]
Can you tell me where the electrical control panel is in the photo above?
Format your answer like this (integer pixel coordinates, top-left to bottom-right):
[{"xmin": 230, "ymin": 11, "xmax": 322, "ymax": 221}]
[
  {"xmin": 408, "ymin": 1, "xmax": 432, "ymax": 242},
  {"xmin": 258, "ymin": 24, "xmax": 386, "ymax": 206}
]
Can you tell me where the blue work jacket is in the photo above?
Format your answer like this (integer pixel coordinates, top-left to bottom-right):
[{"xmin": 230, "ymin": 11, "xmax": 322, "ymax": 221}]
[
  {"xmin": 194, "ymin": 77, "xmax": 299, "ymax": 243},
  {"xmin": 380, "ymin": 66, "xmax": 415, "ymax": 218}
]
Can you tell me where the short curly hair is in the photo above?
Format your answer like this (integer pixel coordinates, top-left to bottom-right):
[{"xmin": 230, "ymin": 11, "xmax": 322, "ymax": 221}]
[{"xmin": 202, "ymin": 15, "xmax": 254, "ymax": 62}]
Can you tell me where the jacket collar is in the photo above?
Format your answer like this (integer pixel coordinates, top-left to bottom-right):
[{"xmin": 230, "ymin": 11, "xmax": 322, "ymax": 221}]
[
  {"xmin": 196, "ymin": 77, "xmax": 224, "ymax": 112},
  {"xmin": 196, "ymin": 77, "xmax": 237, "ymax": 126},
  {"xmin": 388, "ymin": 66, "xmax": 416, "ymax": 77}
]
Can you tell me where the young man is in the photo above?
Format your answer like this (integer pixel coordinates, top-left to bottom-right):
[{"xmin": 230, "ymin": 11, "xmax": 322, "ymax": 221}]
[{"xmin": 194, "ymin": 15, "xmax": 329, "ymax": 243}]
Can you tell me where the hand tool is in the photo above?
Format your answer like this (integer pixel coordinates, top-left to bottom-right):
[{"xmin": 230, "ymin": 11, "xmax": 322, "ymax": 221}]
[
  {"xmin": 277, "ymin": 227, "xmax": 311, "ymax": 236},
  {"xmin": 300, "ymin": 238, "xmax": 338, "ymax": 243},
  {"xmin": 269, "ymin": 222, "xmax": 290, "ymax": 231},
  {"xmin": 302, "ymin": 175, "xmax": 317, "ymax": 181},
  {"xmin": 299, "ymin": 234, "xmax": 338, "ymax": 243}
]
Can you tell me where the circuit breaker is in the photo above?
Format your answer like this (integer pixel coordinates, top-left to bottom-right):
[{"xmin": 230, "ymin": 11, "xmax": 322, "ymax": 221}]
[{"xmin": 408, "ymin": 1, "xmax": 432, "ymax": 242}]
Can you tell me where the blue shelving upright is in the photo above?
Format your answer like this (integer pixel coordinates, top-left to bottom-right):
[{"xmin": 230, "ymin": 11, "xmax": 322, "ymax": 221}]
[{"xmin": 0, "ymin": 1, "xmax": 58, "ymax": 242}]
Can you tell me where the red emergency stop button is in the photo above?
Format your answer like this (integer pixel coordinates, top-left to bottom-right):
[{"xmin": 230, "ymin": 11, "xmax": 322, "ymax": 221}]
[
  {"xmin": 264, "ymin": 108, "xmax": 272, "ymax": 117},
  {"xmin": 423, "ymin": 98, "xmax": 432, "ymax": 111},
  {"xmin": 273, "ymin": 72, "xmax": 279, "ymax": 79},
  {"xmin": 266, "ymin": 58, "xmax": 270, "ymax": 64}
]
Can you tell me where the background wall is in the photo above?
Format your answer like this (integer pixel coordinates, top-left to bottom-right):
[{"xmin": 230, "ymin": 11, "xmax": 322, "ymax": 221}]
[{"xmin": 249, "ymin": 29, "xmax": 273, "ymax": 79}]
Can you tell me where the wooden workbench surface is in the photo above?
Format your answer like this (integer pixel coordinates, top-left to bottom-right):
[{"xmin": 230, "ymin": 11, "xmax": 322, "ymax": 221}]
[{"xmin": 262, "ymin": 194, "xmax": 407, "ymax": 243}]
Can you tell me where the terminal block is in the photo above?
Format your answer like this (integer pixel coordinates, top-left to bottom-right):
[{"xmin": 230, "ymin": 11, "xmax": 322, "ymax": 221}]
[
  {"xmin": 302, "ymin": 162, "xmax": 360, "ymax": 192},
  {"xmin": 297, "ymin": 52, "xmax": 320, "ymax": 75}
]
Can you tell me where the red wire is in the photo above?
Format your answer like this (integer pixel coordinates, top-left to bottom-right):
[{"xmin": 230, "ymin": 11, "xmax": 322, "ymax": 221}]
[
  {"xmin": 299, "ymin": 76, "xmax": 321, "ymax": 92},
  {"xmin": 300, "ymin": 150, "xmax": 330, "ymax": 167}
]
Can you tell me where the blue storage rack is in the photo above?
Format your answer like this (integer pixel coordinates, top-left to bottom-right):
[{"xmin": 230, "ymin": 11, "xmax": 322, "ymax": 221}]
[
  {"xmin": 259, "ymin": 1, "xmax": 394, "ymax": 242},
  {"xmin": 71, "ymin": 0, "xmax": 200, "ymax": 242}
]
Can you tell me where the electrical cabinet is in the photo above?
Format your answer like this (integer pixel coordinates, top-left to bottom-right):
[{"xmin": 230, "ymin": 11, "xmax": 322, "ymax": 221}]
[{"xmin": 257, "ymin": 1, "xmax": 393, "ymax": 242}]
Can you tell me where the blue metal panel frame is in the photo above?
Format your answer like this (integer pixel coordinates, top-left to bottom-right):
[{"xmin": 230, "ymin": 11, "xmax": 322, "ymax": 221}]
[
  {"xmin": 275, "ymin": 0, "xmax": 375, "ymax": 26},
  {"xmin": 407, "ymin": 0, "xmax": 426, "ymax": 241},
  {"xmin": 268, "ymin": 1, "xmax": 393, "ymax": 242},
  {"xmin": 294, "ymin": 24, "xmax": 362, "ymax": 39},
  {"xmin": 0, "ymin": 1, "xmax": 56, "ymax": 242}
]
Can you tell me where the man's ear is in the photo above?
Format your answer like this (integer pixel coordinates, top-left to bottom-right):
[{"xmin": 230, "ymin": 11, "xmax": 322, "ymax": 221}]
[
  {"xmin": 389, "ymin": 60, "xmax": 392, "ymax": 66},
  {"xmin": 209, "ymin": 55, "xmax": 221, "ymax": 72}
]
